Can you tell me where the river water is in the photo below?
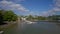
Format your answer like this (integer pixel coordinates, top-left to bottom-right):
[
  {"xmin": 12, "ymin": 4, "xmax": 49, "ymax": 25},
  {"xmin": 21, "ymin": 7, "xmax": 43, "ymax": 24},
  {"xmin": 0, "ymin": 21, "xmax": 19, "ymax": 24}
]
[{"xmin": 4, "ymin": 21, "xmax": 60, "ymax": 34}]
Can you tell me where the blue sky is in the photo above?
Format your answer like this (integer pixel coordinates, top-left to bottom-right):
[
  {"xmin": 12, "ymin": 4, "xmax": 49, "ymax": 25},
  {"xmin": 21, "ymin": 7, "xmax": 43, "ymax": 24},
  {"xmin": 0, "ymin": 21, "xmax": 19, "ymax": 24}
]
[
  {"xmin": 21, "ymin": 0, "xmax": 53, "ymax": 10},
  {"xmin": 0, "ymin": 0, "xmax": 60, "ymax": 16}
]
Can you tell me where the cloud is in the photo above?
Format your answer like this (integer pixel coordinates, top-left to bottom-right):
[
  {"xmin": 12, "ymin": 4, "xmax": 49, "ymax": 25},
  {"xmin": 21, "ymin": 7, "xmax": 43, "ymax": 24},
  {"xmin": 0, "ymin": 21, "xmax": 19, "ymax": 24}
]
[
  {"xmin": 53, "ymin": 0, "xmax": 60, "ymax": 11},
  {"xmin": 0, "ymin": 0, "xmax": 29, "ymax": 12},
  {"xmin": 41, "ymin": 10, "xmax": 56, "ymax": 16},
  {"xmin": 49, "ymin": 0, "xmax": 60, "ymax": 15},
  {"xmin": 41, "ymin": 0, "xmax": 60, "ymax": 16},
  {"xmin": 53, "ymin": 7, "xmax": 60, "ymax": 11},
  {"xmin": 6, "ymin": 0, "xmax": 25, "ymax": 3},
  {"xmin": 41, "ymin": 11, "xmax": 51, "ymax": 16},
  {"xmin": 3, "ymin": 0, "xmax": 25, "ymax": 2}
]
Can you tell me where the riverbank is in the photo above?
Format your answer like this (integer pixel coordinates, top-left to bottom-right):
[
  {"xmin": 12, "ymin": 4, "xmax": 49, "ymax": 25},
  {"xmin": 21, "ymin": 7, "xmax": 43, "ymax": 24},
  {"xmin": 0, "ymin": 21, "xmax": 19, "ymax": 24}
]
[
  {"xmin": 3, "ymin": 21, "xmax": 60, "ymax": 34},
  {"xmin": 0, "ymin": 21, "xmax": 17, "ymax": 31},
  {"xmin": 31, "ymin": 20, "xmax": 60, "ymax": 22}
]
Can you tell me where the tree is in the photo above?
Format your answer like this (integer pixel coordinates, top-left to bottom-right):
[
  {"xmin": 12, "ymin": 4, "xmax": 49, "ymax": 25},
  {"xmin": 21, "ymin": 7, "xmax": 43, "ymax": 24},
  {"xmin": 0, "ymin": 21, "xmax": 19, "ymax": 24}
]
[
  {"xmin": 26, "ymin": 15, "xmax": 34, "ymax": 20},
  {"xmin": 0, "ymin": 10, "xmax": 4, "ymax": 24},
  {"xmin": 3, "ymin": 10, "xmax": 17, "ymax": 21},
  {"xmin": 48, "ymin": 15, "xmax": 60, "ymax": 21},
  {"xmin": 36, "ymin": 16, "xmax": 46, "ymax": 20}
]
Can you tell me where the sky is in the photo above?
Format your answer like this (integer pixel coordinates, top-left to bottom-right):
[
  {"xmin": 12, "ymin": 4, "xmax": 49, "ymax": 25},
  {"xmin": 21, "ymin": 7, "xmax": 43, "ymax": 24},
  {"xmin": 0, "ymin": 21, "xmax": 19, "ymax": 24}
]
[{"xmin": 0, "ymin": 0, "xmax": 60, "ymax": 16}]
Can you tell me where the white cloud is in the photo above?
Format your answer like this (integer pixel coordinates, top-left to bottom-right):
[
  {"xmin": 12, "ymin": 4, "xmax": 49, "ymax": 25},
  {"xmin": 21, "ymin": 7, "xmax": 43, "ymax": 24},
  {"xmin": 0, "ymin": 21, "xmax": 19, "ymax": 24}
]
[
  {"xmin": 6, "ymin": 0, "xmax": 25, "ymax": 3},
  {"xmin": 53, "ymin": 7, "xmax": 60, "ymax": 11},
  {"xmin": 41, "ymin": 11, "xmax": 50, "ymax": 16},
  {"xmin": 0, "ymin": 0, "xmax": 29, "ymax": 12},
  {"xmin": 41, "ymin": 10, "xmax": 56, "ymax": 16},
  {"xmin": 53, "ymin": 0, "xmax": 60, "ymax": 11},
  {"xmin": 41, "ymin": 0, "xmax": 60, "ymax": 16}
]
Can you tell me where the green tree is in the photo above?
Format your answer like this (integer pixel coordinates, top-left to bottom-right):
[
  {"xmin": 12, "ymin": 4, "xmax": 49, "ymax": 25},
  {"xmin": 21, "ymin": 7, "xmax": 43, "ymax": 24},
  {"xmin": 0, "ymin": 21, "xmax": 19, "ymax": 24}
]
[
  {"xmin": 3, "ymin": 10, "xmax": 17, "ymax": 21},
  {"xmin": 48, "ymin": 15, "xmax": 60, "ymax": 21},
  {"xmin": 36, "ymin": 16, "xmax": 46, "ymax": 20},
  {"xmin": 0, "ymin": 10, "xmax": 4, "ymax": 24},
  {"xmin": 26, "ymin": 15, "xmax": 34, "ymax": 20}
]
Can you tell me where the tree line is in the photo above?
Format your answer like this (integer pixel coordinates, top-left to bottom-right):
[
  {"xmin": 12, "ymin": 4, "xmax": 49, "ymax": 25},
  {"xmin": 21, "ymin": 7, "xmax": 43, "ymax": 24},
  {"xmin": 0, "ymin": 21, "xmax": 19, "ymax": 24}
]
[
  {"xmin": 0, "ymin": 10, "xmax": 17, "ymax": 25},
  {"xmin": 0, "ymin": 9, "xmax": 60, "ymax": 25},
  {"xmin": 22, "ymin": 15, "xmax": 60, "ymax": 21}
]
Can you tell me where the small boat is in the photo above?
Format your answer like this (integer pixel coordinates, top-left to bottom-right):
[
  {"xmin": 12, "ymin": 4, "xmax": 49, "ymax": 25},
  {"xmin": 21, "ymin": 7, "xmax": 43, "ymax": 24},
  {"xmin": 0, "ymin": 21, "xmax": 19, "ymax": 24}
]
[{"xmin": 0, "ymin": 31, "xmax": 4, "ymax": 34}]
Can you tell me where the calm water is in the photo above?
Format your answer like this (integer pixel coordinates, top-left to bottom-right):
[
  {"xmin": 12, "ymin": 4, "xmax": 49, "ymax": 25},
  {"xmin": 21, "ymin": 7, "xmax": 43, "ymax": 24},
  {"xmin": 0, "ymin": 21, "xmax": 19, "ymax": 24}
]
[{"xmin": 4, "ymin": 21, "xmax": 60, "ymax": 34}]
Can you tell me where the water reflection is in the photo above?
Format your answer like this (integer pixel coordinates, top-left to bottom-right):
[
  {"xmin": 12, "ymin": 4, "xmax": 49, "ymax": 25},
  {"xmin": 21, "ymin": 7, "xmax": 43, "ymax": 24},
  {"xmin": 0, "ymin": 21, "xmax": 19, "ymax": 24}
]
[{"xmin": 4, "ymin": 21, "xmax": 60, "ymax": 34}]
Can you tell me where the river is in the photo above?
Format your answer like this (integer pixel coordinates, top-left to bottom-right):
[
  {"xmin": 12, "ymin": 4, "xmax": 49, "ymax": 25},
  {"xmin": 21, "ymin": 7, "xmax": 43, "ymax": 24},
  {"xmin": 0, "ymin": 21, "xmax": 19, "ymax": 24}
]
[{"xmin": 3, "ymin": 21, "xmax": 60, "ymax": 34}]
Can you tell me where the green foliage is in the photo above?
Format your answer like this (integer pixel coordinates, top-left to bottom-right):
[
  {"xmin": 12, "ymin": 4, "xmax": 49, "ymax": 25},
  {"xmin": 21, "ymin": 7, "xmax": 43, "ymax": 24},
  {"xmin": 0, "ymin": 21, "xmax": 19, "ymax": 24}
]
[
  {"xmin": 47, "ymin": 15, "xmax": 60, "ymax": 21},
  {"xmin": 25, "ymin": 15, "xmax": 60, "ymax": 21},
  {"xmin": 26, "ymin": 15, "xmax": 46, "ymax": 21},
  {"xmin": 0, "ymin": 10, "xmax": 4, "ymax": 24},
  {"xmin": 36, "ymin": 16, "xmax": 46, "ymax": 20},
  {"xmin": 3, "ymin": 10, "xmax": 17, "ymax": 21},
  {"xmin": 26, "ymin": 15, "xmax": 34, "ymax": 20},
  {"xmin": 51, "ymin": 15, "xmax": 60, "ymax": 20},
  {"xmin": 0, "ymin": 10, "xmax": 17, "ymax": 22}
]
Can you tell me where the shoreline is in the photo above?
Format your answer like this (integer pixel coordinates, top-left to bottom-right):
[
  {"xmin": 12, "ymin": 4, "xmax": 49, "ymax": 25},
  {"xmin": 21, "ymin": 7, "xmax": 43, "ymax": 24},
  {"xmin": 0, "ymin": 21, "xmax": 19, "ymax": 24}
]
[
  {"xmin": 0, "ymin": 20, "xmax": 60, "ymax": 30},
  {"xmin": 31, "ymin": 20, "xmax": 60, "ymax": 22},
  {"xmin": 0, "ymin": 21, "xmax": 17, "ymax": 31},
  {"xmin": 0, "ymin": 21, "xmax": 18, "ymax": 34}
]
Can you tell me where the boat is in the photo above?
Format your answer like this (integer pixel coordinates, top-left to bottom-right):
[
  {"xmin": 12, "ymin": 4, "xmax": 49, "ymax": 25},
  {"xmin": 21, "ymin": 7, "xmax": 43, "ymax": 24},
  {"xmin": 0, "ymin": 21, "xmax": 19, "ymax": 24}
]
[{"xmin": 0, "ymin": 31, "xmax": 4, "ymax": 34}]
